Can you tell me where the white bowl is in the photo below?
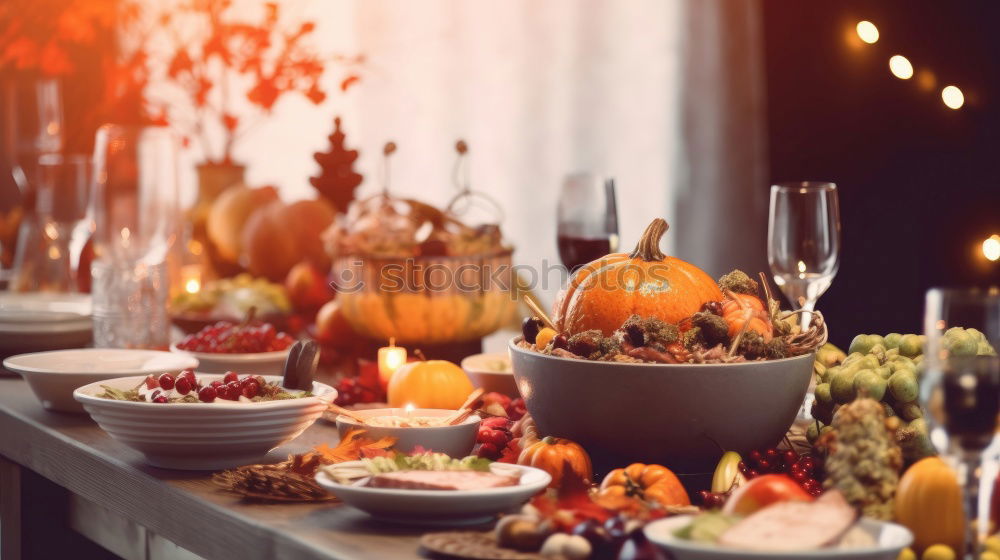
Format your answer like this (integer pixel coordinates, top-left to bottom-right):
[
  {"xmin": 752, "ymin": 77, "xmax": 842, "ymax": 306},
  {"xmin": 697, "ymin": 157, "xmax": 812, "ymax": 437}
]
[
  {"xmin": 335, "ymin": 408, "xmax": 481, "ymax": 458},
  {"xmin": 73, "ymin": 374, "xmax": 336, "ymax": 470},
  {"xmin": 461, "ymin": 352, "xmax": 518, "ymax": 397},
  {"xmin": 169, "ymin": 344, "xmax": 290, "ymax": 375},
  {"xmin": 0, "ymin": 293, "xmax": 93, "ymax": 355},
  {"xmin": 4, "ymin": 349, "xmax": 199, "ymax": 413},
  {"xmin": 644, "ymin": 515, "xmax": 913, "ymax": 560},
  {"xmin": 314, "ymin": 462, "xmax": 550, "ymax": 525}
]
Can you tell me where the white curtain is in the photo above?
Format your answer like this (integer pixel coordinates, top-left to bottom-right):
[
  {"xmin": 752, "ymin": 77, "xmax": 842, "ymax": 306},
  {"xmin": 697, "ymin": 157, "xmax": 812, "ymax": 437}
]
[{"xmin": 236, "ymin": 0, "xmax": 766, "ymax": 305}]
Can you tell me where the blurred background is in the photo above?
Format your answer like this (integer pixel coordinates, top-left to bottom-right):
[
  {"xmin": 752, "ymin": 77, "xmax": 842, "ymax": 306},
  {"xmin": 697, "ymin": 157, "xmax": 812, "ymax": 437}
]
[{"xmin": 0, "ymin": 0, "xmax": 997, "ymax": 348}]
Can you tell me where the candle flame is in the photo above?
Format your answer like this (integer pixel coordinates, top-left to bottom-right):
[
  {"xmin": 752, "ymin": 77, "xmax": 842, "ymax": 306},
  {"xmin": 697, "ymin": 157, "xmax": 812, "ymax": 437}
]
[
  {"xmin": 184, "ymin": 278, "xmax": 201, "ymax": 294},
  {"xmin": 404, "ymin": 403, "xmax": 415, "ymax": 416}
]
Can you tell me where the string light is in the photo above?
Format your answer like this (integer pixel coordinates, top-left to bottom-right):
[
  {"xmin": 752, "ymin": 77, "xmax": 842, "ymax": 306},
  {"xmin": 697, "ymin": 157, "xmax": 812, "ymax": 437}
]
[
  {"xmin": 942, "ymin": 86, "xmax": 964, "ymax": 109},
  {"xmin": 984, "ymin": 235, "xmax": 1000, "ymax": 262},
  {"xmin": 888, "ymin": 55, "xmax": 913, "ymax": 80},
  {"xmin": 856, "ymin": 21, "xmax": 879, "ymax": 44}
]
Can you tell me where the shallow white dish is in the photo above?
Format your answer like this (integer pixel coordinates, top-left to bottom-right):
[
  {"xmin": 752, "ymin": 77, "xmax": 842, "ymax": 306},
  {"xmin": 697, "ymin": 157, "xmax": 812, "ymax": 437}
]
[
  {"xmin": 0, "ymin": 293, "xmax": 93, "ymax": 355},
  {"xmin": 4, "ymin": 349, "xmax": 199, "ymax": 413},
  {"xmin": 74, "ymin": 374, "xmax": 336, "ymax": 470},
  {"xmin": 461, "ymin": 352, "xmax": 518, "ymax": 397},
  {"xmin": 169, "ymin": 344, "xmax": 290, "ymax": 375},
  {"xmin": 334, "ymin": 408, "xmax": 480, "ymax": 458},
  {"xmin": 314, "ymin": 462, "xmax": 550, "ymax": 525},
  {"xmin": 644, "ymin": 515, "xmax": 913, "ymax": 560}
]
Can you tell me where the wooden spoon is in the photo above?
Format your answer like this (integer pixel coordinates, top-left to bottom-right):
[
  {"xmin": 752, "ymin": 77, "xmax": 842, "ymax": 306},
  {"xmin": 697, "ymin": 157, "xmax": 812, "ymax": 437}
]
[{"xmin": 443, "ymin": 388, "xmax": 485, "ymax": 426}]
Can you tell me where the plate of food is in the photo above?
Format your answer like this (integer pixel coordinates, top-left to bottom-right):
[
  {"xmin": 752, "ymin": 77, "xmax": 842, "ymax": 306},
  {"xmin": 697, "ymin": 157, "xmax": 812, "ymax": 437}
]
[
  {"xmin": 644, "ymin": 488, "xmax": 912, "ymax": 560},
  {"xmin": 169, "ymin": 319, "xmax": 294, "ymax": 375},
  {"xmin": 170, "ymin": 274, "xmax": 292, "ymax": 334},
  {"xmin": 333, "ymin": 407, "xmax": 481, "ymax": 458},
  {"xmin": 314, "ymin": 453, "xmax": 551, "ymax": 525},
  {"xmin": 74, "ymin": 371, "xmax": 336, "ymax": 469}
]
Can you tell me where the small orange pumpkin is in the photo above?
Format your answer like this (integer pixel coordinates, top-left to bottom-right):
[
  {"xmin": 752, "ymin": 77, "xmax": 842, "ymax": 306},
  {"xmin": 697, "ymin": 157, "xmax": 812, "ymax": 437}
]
[
  {"xmin": 598, "ymin": 463, "xmax": 690, "ymax": 508},
  {"xmin": 517, "ymin": 436, "xmax": 593, "ymax": 488},
  {"xmin": 721, "ymin": 292, "xmax": 772, "ymax": 341},
  {"xmin": 895, "ymin": 457, "xmax": 964, "ymax": 554},
  {"xmin": 553, "ymin": 218, "xmax": 723, "ymax": 336},
  {"xmin": 386, "ymin": 359, "xmax": 474, "ymax": 409}
]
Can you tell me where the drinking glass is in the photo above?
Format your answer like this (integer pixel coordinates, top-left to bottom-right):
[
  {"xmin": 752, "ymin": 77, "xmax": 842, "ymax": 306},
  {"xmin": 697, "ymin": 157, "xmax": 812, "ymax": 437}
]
[
  {"xmin": 90, "ymin": 125, "xmax": 179, "ymax": 349},
  {"xmin": 557, "ymin": 173, "xmax": 619, "ymax": 272},
  {"xmin": 921, "ymin": 287, "xmax": 1000, "ymax": 559},
  {"xmin": 768, "ymin": 182, "xmax": 840, "ymax": 329},
  {"xmin": 9, "ymin": 154, "xmax": 91, "ymax": 292}
]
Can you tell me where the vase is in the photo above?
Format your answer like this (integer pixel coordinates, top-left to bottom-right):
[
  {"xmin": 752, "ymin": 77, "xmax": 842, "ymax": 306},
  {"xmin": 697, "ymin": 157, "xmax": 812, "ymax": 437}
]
[{"xmin": 190, "ymin": 163, "xmax": 245, "ymax": 277}]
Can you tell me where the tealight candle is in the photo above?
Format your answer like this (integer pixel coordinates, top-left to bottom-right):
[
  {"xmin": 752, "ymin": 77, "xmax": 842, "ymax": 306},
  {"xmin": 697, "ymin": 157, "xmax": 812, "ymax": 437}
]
[
  {"xmin": 180, "ymin": 264, "xmax": 203, "ymax": 295},
  {"xmin": 378, "ymin": 338, "xmax": 407, "ymax": 388}
]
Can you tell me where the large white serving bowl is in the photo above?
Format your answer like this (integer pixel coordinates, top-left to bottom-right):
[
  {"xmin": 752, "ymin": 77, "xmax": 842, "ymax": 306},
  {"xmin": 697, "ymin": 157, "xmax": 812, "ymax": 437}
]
[
  {"xmin": 314, "ymin": 462, "xmax": 551, "ymax": 526},
  {"xmin": 74, "ymin": 374, "xmax": 336, "ymax": 470},
  {"xmin": 4, "ymin": 349, "xmax": 199, "ymax": 413},
  {"xmin": 461, "ymin": 352, "xmax": 518, "ymax": 397},
  {"xmin": 644, "ymin": 515, "xmax": 913, "ymax": 560},
  {"xmin": 169, "ymin": 344, "xmax": 290, "ymax": 375}
]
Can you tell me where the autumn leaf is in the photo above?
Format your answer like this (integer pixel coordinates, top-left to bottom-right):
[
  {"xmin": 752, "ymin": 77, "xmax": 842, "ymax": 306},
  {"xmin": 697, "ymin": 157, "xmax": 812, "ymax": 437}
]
[
  {"xmin": 530, "ymin": 460, "xmax": 610, "ymax": 530},
  {"xmin": 221, "ymin": 112, "xmax": 239, "ymax": 131},
  {"xmin": 340, "ymin": 75, "xmax": 360, "ymax": 92},
  {"xmin": 313, "ymin": 429, "xmax": 397, "ymax": 464}
]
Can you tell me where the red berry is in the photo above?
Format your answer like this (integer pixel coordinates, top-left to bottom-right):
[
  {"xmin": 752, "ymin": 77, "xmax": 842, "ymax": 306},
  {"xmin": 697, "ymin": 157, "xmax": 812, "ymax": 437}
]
[
  {"xmin": 210, "ymin": 380, "xmax": 223, "ymax": 388},
  {"xmin": 783, "ymin": 449, "xmax": 798, "ymax": 463},
  {"xmin": 225, "ymin": 381, "xmax": 241, "ymax": 399},
  {"xmin": 757, "ymin": 459, "xmax": 772, "ymax": 472},
  {"xmin": 153, "ymin": 396, "xmax": 169, "ymax": 403},
  {"xmin": 748, "ymin": 469, "xmax": 760, "ymax": 478},
  {"xmin": 480, "ymin": 417, "xmax": 511, "ymax": 429},
  {"xmin": 748, "ymin": 449, "xmax": 762, "ymax": 463},
  {"xmin": 798, "ymin": 456, "xmax": 817, "ymax": 473},
  {"xmin": 175, "ymin": 377, "xmax": 192, "ymax": 395},
  {"xmin": 223, "ymin": 371, "xmax": 239, "ymax": 384},
  {"xmin": 241, "ymin": 380, "xmax": 260, "ymax": 399},
  {"xmin": 144, "ymin": 375, "xmax": 158, "ymax": 389},
  {"xmin": 198, "ymin": 386, "xmax": 217, "ymax": 402},
  {"xmin": 476, "ymin": 442, "xmax": 501, "ymax": 460},
  {"xmin": 158, "ymin": 373, "xmax": 175, "ymax": 390},
  {"xmin": 765, "ymin": 448, "xmax": 779, "ymax": 461},
  {"xmin": 791, "ymin": 470, "xmax": 808, "ymax": 482}
]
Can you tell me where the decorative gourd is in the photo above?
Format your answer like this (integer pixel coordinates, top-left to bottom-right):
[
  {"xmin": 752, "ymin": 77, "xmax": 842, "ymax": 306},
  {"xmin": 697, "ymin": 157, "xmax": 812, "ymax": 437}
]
[
  {"xmin": 517, "ymin": 436, "xmax": 593, "ymax": 488},
  {"xmin": 598, "ymin": 463, "xmax": 690, "ymax": 508},
  {"xmin": 895, "ymin": 457, "xmax": 964, "ymax": 554},
  {"xmin": 386, "ymin": 359, "xmax": 475, "ymax": 409},
  {"xmin": 553, "ymin": 218, "xmax": 723, "ymax": 336},
  {"xmin": 721, "ymin": 292, "xmax": 773, "ymax": 341}
]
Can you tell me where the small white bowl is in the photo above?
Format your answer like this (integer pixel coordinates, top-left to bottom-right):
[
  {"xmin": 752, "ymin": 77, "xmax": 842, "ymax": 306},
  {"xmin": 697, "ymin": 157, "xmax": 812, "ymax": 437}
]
[
  {"xmin": 74, "ymin": 374, "xmax": 336, "ymax": 470},
  {"xmin": 461, "ymin": 352, "xmax": 518, "ymax": 397},
  {"xmin": 4, "ymin": 349, "xmax": 199, "ymax": 413},
  {"xmin": 335, "ymin": 408, "xmax": 481, "ymax": 458},
  {"xmin": 644, "ymin": 515, "xmax": 913, "ymax": 560},
  {"xmin": 169, "ymin": 344, "xmax": 290, "ymax": 375},
  {"xmin": 314, "ymin": 461, "xmax": 550, "ymax": 525}
]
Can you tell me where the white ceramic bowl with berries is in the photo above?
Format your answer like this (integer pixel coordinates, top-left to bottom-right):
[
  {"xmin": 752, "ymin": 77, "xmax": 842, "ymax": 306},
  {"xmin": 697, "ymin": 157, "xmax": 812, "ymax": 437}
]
[
  {"xmin": 169, "ymin": 320, "xmax": 295, "ymax": 375},
  {"xmin": 334, "ymin": 408, "xmax": 481, "ymax": 458},
  {"xmin": 4, "ymin": 349, "xmax": 199, "ymax": 413},
  {"xmin": 73, "ymin": 371, "xmax": 336, "ymax": 470}
]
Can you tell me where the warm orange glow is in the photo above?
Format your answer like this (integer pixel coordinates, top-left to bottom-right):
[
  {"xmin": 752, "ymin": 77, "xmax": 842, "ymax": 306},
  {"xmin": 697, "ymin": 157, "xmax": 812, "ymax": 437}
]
[
  {"xmin": 378, "ymin": 338, "xmax": 408, "ymax": 388},
  {"xmin": 942, "ymin": 86, "xmax": 964, "ymax": 109},
  {"xmin": 856, "ymin": 21, "xmax": 879, "ymax": 44},
  {"xmin": 984, "ymin": 235, "xmax": 1000, "ymax": 262},
  {"xmin": 889, "ymin": 55, "xmax": 913, "ymax": 80},
  {"xmin": 180, "ymin": 264, "xmax": 203, "ymax": 294}
]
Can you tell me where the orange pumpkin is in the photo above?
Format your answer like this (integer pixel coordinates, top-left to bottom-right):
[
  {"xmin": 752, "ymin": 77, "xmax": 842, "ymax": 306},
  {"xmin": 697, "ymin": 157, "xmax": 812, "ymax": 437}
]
[
  {"xmin": 553, "ymin": 218, "xmax": 722, "ymax": 336},
  {"xmin": 598, "ymin": 463, "xmax": 690, "ymax": 508},
  {"xmin": 721, "ymin": 292, "xmax": 772, "ymax": 341},
  {"xmin": 517, "ymin": 436, "xmax": 593, "ymax": 488},
  {"xmin": 386, "ymin": 359, "xmax": 474, "ymax": 409},
  {"xmin": 895, "ymin": 457, "xmax": 964, "ymax": 554}
]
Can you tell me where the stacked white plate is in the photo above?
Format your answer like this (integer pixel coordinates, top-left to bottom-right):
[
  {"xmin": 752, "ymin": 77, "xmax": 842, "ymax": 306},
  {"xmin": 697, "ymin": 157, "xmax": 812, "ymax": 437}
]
[
  {"xmin": 74, "ymin": 374, "xmax": 337, "ymax": 470},
  {"xmin": 0, "ymin": 292, "xmax": 93, "ymax": 356}
]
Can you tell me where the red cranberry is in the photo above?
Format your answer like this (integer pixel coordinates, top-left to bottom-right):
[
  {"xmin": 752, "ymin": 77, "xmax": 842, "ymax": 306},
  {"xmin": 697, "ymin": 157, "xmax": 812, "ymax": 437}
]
[
  {"xmin": 210, "ymin": 380, "xmax": 224, "ymax": 388},
  {"xmin": 157, "ymin": 373, "xmax": 175, "ymax": 390},
  {"xmin": 748, "ymin": 449, "xmax": 762, "ymax": 463},
  {"xmin": 757, "ymin": 459, "xmax": 772, "ymax": 472},
  {"xmin": 153, "ymin": 396, "xmax": 169, "ymax": 403},
  {"xmin": 765, "ymin": 448, "xmax": 779, "ymax": 461},
  {"xmin": 223, "ymin": 371, "xmax": 239, "ymax": 384},
  {"xmin": 198, "ymin": 386, "xmax": 217, "ymax": 402},
  {"xmin": 225, "ymin": 381, "xmax": 241, "ymax": 399},
  {"xmin": 175, "ymin": 377, "xmax": 192, "ymax": 395},
  {"xmin": 241, "ymin": 380, "xmax": 260, "ymax": 399},
  {"xmin": 144, "ymin": 375, "xmax": 158, "ymax": 389}
]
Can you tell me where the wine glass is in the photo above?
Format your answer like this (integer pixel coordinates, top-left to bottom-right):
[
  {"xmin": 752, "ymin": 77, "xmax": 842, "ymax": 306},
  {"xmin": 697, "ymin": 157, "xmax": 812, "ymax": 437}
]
[
  {"xmin": 89, "ymin": 125, "xmax": 179, "ymax": 349},
  {"xmin": 557, "ymin": 173, "xmax": 619, "ymax": 273},
  {"xmin": 921, "ymin": 287, "xmax": 1000, "ymax": 559},
  {"xmin": 767, "ymin": 182, "xmax": 840, "ymax": 329},
  {"xmin": 9, "ymin": 154, "xmax": 91, "ymax": 292}
]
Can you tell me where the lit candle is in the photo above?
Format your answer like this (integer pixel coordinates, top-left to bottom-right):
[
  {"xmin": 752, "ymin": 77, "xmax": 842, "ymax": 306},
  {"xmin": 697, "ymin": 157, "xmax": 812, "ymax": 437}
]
[
  {"xmin": 180, "ymin": 264, "xmax": 203, "ymax": 295},
  {"xmin": 404, "ymin": 403, "xmax": 415, "ymax": 418},
  {"xmin": 378, "ymin": 338, "xmax": 407, "ymax": 388}
]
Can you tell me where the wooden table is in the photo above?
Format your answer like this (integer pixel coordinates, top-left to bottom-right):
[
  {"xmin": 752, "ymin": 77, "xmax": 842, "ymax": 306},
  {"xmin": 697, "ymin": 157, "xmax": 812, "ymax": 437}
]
[{"xmin": 0, "ymin": 374, "xmax": 441, "ymax": 560}]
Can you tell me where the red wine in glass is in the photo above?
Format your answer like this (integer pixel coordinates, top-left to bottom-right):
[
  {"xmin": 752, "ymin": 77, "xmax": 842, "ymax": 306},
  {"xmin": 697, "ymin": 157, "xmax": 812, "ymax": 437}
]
[
  {"xmin": 939, "ymin": 356, "xmax": 1000, "ymax": 451},
  {"xmin": 557, "ymin": 235, "xmax": 615, "ymax": 272}
]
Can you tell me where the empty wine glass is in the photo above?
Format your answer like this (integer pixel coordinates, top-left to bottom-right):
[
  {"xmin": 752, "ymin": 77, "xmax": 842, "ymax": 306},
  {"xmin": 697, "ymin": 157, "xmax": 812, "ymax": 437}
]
[
  {"xmin": 921, "ymin": 287, "xmax": 1000, "ymax": 559},
  {"xmin": 768, "ymin": 182, "xmax": 841, "ymax": 329},
  {"xmin": 557, "ymin": 173, "xmax": 619, "ymax": 273}
]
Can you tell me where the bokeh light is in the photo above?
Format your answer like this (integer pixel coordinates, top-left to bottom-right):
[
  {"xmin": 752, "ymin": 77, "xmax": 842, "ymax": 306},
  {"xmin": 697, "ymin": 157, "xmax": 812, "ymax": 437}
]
[
  {"xmin": 856, "ymin": 21, "xmax": 879, "ymax": 44},
  {"xmin": 984, "ymin": 235, "xmax": 1000, "ymax": 262},
  {"xmin": 888, "ymin": 55, "xmax": 913, "ymax": 79},
  {"xmin": 942, "ymin": 85, "xmax": 964, "ymax": 109}
]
